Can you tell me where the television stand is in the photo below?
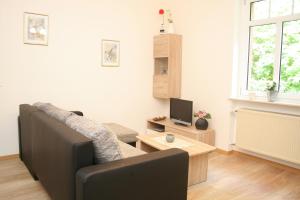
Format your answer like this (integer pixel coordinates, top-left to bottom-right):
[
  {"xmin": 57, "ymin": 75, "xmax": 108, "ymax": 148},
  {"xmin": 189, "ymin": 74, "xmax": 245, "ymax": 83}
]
[
  {"xmin": 174, "ymin": 122, "xmax": 188, "ymax": 127},
  {"xmin": 147, "ymin": 118, "xmax": 215, "ymax": 146}
]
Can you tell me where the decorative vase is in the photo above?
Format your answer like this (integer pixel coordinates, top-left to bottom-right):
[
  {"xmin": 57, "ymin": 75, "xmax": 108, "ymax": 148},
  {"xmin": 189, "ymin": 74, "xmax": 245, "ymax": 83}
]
[
  {"xmin": 195, "ymin": 118, "xmax": 208, "ymax": 130},
  {"xmin": 160, "ymin": 24, "xmax": 166, "ymax": 34},
  {"xmin": 167, "ymin": 23, "xmax": 175, "ymax": 33},
  {"xmin": 266, "ymin": 91, "xmax": 277, "ymax": 102},
  {"xmin": 166, "ymin": 133, "xmax": 175, "ymax": 143}
]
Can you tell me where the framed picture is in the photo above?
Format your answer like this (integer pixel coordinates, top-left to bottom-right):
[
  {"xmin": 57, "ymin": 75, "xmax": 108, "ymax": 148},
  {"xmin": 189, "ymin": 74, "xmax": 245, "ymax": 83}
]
[
  {"xmin": 24, "ymin": 12, "xmax": 49, "ymax": 45},
  {"xmin": 102, "ymin": 40, "xmax": 120, "ymax": 67}
]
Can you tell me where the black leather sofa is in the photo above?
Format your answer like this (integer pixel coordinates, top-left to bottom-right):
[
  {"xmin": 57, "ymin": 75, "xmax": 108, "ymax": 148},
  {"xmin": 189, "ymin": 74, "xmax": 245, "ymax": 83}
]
[{"xmin": 18, "ymin": 104, "xmax": 189, "ymax": 200}]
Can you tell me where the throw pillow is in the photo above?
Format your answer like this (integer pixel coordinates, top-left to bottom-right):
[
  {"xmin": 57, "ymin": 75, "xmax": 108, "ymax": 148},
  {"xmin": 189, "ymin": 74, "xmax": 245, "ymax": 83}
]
[
  {"xmin": 65, "ymin": 115, "xmax": 123, "ymax": 163},
  {"xmin": 33, "ymin": 102, "xmax": 73, "ymax": 123}
]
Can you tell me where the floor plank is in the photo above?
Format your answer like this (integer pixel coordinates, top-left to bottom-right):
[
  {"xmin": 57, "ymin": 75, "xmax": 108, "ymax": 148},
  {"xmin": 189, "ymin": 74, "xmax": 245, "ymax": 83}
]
[{"xmin": 0, "ymin": 152, "xmax": 299, "ymax": 200}]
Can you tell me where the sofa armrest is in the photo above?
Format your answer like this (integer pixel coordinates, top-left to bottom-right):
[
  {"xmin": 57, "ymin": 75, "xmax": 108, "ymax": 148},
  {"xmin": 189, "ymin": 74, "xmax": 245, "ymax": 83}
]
[{"xmin": 76, "ymin": 148, "xmax": 189, "ymax": 200}]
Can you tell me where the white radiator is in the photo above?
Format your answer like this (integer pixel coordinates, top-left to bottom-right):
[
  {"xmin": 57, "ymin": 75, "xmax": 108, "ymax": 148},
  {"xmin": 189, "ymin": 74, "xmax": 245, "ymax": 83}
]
[{"xmin": 236, "ymin": 109, "xmax": 300, "ymax": 164}]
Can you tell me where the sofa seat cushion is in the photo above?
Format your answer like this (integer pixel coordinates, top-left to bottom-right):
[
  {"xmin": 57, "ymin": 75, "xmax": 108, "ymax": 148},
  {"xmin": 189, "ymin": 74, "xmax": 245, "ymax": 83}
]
[
  {"xmin": 118, "ymin": 141, "xmax": 146, "ymax": 158},
  {"xmin": 66, "ymin": 115, "xmax": 123, "ymax": 164},
  {"xmin": 103, "ymin": 123, "xmax": 138, "ymax": 144},
  {"xmin": 33, "ymin": 102, "xmax": 73, "ymax": 123}
]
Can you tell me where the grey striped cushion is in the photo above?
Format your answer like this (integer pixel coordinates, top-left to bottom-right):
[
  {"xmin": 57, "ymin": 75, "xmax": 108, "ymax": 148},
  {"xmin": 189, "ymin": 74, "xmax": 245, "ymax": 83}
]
[
  {"xmin": 65, "ymin": 115, "xmax": 123, "ymax": 163},
  {"xmin": 33, "ymin": 102, "xmax": 73, "ymax": 123}
]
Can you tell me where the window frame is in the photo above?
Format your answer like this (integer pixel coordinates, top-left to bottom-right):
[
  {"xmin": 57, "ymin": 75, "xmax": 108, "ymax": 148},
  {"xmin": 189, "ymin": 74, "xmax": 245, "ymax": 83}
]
[{"xmin": 238, "ymin": 0, "xmax": 300, "ymax": 101}]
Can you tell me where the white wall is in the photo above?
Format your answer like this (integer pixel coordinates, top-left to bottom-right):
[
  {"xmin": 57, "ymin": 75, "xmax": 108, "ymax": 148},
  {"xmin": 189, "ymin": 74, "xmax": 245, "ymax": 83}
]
[
  {"xmin": 164, "ymin": 0, "xmax": 236, "ymax": 150},
  {"xmin": 2, "ymin": 0, "xmax": 298, "ymax": 156},
  {"xmin": 0, "ymin": 0, "xmax": 168, "ymax": 156}
]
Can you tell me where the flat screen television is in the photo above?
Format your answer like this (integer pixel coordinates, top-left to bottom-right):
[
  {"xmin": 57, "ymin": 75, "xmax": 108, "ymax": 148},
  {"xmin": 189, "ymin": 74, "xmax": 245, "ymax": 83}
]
[{"xmin": 170, "ymin": 98, "xmax": 193, "ymax": 126}]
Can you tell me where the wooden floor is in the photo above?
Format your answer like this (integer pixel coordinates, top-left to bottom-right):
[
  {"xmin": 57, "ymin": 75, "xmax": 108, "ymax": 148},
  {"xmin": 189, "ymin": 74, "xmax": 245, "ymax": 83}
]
[{"xmin": 0, "ymin": 152, "xmax": 299, "ymax": 200}]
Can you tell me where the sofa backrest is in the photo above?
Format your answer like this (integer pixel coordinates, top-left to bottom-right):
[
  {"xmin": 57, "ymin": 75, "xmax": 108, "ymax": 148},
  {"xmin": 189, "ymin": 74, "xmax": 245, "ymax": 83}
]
[{"xmin": 30, "ymin": 107, "xmax": 94, "ymax": 200}]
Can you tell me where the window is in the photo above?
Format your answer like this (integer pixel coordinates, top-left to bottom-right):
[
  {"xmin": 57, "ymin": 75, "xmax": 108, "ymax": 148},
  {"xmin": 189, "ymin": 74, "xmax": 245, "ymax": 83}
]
[
  {"xmin": 240, "ymin": 0, "xmax": 300, "ymax": 99},
  {"xmin": 280, "ymin": 20, "xmax": 300, "ymax": 92},
  {"xmin": 248, "ymin": 24, "xmax": 276, "ymax": 91}
]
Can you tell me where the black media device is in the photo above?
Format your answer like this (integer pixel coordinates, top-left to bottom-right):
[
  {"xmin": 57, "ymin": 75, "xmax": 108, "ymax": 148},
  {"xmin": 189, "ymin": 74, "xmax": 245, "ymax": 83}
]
[{"xmin": 170, "ymin": 98, "xmax": 193, "ymax": 126}]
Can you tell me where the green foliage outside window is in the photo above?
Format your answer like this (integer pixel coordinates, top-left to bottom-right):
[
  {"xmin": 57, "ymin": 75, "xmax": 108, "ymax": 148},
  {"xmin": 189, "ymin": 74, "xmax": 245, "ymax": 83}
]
[
  {"xmin": 248, "ymin": 21, "xmax": 300, "ymax": 93},
  {"xmin": 280, "ymin": 20, "xmax": 300, "ymax": 92},
  {"xmin": 248, "ymin": 24, "xmax": 276, "ymax": 91}
]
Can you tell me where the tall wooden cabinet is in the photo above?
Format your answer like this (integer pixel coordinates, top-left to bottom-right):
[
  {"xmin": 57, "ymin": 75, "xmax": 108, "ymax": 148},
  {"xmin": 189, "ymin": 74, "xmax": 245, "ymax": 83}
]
[{"xmin": 153, "ymin": 34, "xmax": 182, "ymax": 99}]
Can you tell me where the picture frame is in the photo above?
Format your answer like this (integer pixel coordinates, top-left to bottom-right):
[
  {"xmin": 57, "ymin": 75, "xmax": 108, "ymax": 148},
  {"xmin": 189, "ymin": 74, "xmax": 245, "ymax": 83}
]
[
  {"xmin": 102, "ymin": 40, "xmax": 120, "ymax": 67},
  {"xmin": 23, "ymin": 12, "xmax": 49, "ymax": 46}
]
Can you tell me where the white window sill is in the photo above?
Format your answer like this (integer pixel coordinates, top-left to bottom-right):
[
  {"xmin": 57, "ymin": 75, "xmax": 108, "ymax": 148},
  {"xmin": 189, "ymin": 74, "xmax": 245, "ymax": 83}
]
[{"xmin": 229, "ymin": 97, "xmax": 300, "ymax": 108}]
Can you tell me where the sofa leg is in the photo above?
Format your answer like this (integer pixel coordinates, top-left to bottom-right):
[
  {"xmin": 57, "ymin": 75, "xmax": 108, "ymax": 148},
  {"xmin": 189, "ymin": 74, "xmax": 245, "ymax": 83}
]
[
  {"xmin": 26, "ymin": 167, "xmax": 39, "ymax": 181},
  {"xmin": 33, "ymin": 174, "xmax": 39, "ymax": 181},
  {"xmin": 128, "ymin": 142, "xmax": 136, "ymax": 147}
]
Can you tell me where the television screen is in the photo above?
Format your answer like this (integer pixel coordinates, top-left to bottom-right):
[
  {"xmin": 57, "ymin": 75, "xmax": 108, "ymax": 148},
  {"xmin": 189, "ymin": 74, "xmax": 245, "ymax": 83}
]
[{"xmin": 170, "ymin": 98, "xmax": 193, "ymax": 126}]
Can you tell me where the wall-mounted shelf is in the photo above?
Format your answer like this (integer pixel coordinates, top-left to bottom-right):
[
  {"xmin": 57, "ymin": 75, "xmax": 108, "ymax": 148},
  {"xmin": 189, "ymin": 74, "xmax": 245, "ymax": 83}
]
[{"xmin": 153, "ymin": 34, "xmax": 182, "ymax": 99}]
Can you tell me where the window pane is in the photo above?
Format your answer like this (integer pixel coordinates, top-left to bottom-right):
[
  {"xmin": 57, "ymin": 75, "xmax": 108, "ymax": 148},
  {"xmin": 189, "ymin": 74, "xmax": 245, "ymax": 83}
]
[
  {"xmin": 251, "ymin": 0, "xmax": 269, "ymax": 20},
  {"xmin": 280, "ymin": 20, "xmax": 300, "ymax": 93},
  {"xmin": 248, "ymin": 24, "xmax": 276, "ymax": 91},
  {"xmin": 294, "ymin": 0, "xmax": 300, "ymax": 14},
  {"xmin": 270, "ymin": 0, "xmax": 292, "ymax": 17}
]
